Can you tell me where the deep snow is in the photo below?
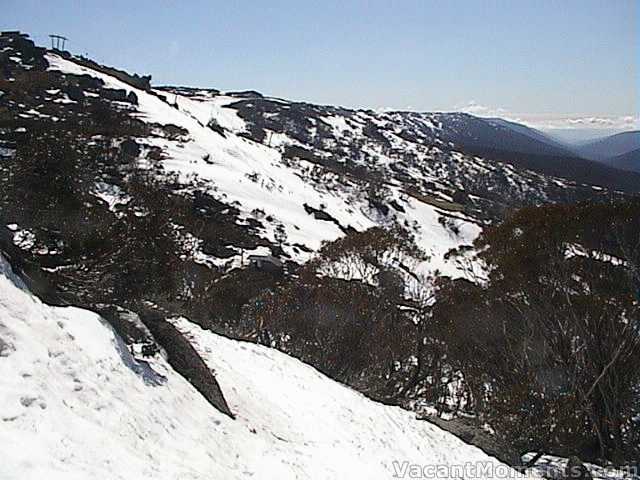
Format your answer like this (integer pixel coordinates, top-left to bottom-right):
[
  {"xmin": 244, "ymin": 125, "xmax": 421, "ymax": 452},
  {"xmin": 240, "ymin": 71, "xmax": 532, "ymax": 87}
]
[{"xmin": 0, "ymin": 255, "xmax": 531, "ymax": 479}]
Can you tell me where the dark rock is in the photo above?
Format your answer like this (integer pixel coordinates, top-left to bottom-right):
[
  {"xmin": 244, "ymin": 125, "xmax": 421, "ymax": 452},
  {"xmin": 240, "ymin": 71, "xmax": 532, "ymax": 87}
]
[
  {"xmin": 303, "ymin": 203, "xmax": 354, "ymax": 234},
  {"xmin": 72, "ymin": 55, "xmax": 152, "ymax": 91},
  {"xmin": 65, "ymin": 84, "xmax": 85, "ymax": 102},
  {"xmin": 101, "ymin": 88, "xmax": 137, "ymax": 105},
  {"xmin": 75, "ymin": 74, "xmax": 104, "ymax": 90},
  {"xmin": 0, "ymin": 336, "xmax": 14, "ymax": 357},
  {"xmin": 141, "ymin": 343, "xmax": 158, "ymax": 358},
  {"xmin": 369, "ymin": 198, "xmax": 390, "ymax": 216},
  {"xmin": 207, "ymin": 118, "xmax": 226, "ymax": 137},
  {"xmin": 161, "ymin": 124, "xmax": 189, "ymax": 141},
  {"xmin": 201, "ymin": 242, "xmax": 236, "ymax": 259},
  {"xmin": 138, "ymin": 309, "xmax": 234, "ymax": 419},
  {"xmin": 227, "ymin": 90, "xmax": 263, "ymax": 98},
  {"xmin": 101, "ymin": 88, "xmax": 129, "ymax": 102},
  {"xmin": 389, "ymin": 199, "xmax": 405, "ymax": 213},
  {"xmin": 303, "ymin": 203, "xmax": 333, "ymax": 221},
  {"xmin": 119, "ymin": 139, "xmax": 140, "ymax": 159},
  {"xmin": 146, "ymin": 146, "xmax": 164, "ymax": 161},
  {"xmin": 427, "ymin": 416, "xmax": 521, "ymax": 467},
  {"xmin": 126, "ymin": 91, "xmax": 138, "ymax": 105},
  {"xmin": 98, "ymin": 306, "xmax": 152, "ymax": 345}
]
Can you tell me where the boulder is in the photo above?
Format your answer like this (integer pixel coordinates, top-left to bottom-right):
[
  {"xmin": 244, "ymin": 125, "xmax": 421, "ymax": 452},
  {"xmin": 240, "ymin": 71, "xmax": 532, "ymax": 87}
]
[
  {"xmin": 138, "ymin": 309, "xmax": 235, "ymax": 419},
  {"xmin": 101, "ymin": 88, "xmax": 129, "ymax": 102},
  {"xmin": 65, "ymin": 84, "xmax": 85, "ymax": 102},
  {"xmin": 119, "ymin": 139, "xmax": 140, "ymax": 159},
  {"xmin": 126, "ymin": 91, "xmax": 138, "ymax": 105}
]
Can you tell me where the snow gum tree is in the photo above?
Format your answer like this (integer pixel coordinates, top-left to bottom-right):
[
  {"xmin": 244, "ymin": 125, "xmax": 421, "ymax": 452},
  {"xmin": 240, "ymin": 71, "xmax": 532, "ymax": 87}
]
[{"xmin": 432, "ymin": 200, "xmax": 640, "ymax": 463}]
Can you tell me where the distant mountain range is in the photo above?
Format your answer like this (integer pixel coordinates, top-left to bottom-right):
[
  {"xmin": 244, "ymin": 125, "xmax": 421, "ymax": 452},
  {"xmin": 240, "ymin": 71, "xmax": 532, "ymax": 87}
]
[
  {"xmin": 573, "ymin": 131, "xmax": 640, "ymax": 160},
  {"xmin": 606, "ymin": 147, "xmax": 640, "ymax": 173},
  {"xmin": 406, "ymin": 114, "xmax": 640, "ymax": 191},
  {"xmin": 436, "ymin": 116, "xmax": 640, "ymax": 181},
  {"xmin": 569, "ymin": 131, "xmax": 640, "ymax": 173}
]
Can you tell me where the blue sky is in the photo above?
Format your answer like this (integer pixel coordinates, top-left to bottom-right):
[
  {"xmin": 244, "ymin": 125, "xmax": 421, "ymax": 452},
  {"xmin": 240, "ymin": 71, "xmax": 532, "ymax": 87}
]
[{"xmin": 3, "ymin": 0, "xmax": 638, "ymax": 130}]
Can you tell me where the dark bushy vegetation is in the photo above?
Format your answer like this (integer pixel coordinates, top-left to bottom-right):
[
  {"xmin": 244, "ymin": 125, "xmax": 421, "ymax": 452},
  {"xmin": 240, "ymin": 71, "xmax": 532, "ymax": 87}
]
[
  {"xmin": 0, "ymin": 41, "xmax": 265, "ymax": 315},
  {"xmin": 238, "ymin": 226, "xmax": 429, "ymax": 400},
  {"xmin": 431, "ymin": 200, "xmax": 640, "ymax": 463},
  {"xmin": 232, "ymin": 201, "xmax": 639, "ymax": 465}
]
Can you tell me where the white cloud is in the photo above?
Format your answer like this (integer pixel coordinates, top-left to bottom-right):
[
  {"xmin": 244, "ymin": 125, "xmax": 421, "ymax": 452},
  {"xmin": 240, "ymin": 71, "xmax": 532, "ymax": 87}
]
[
  {"xmin": 375, "ymin": 100, "xmax": 638, "ymax": 132},
  {"xmin": 454, "ymin": 100, "xmax": 508, "ymax": 117},
  {"xmin": 526, "ymin": 114, "xmax": 639, "ymax": 131},
  {"xmin": 561, "ymin": 115, "xmax": 639, "ymax": 129},
  {"xmin": 453, "ymin": 100, "xmax": 639, "ymax": 131}
]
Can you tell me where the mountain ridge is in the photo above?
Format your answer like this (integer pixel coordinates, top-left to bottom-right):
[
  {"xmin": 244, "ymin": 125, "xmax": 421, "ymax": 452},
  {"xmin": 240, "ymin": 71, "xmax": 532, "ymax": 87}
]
[
  {"xmin": 573, "ymin": 130, "xmax": 640, "ymax": 160},
  {"xmin": 607, "ymin": 147, "xmax": 640, "ymax": 173}
]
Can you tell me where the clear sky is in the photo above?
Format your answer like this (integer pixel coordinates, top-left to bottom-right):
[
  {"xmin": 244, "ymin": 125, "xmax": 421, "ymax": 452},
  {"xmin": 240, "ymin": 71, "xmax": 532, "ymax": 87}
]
[{"xmin": 3, "ymin": 0, "xmax": 638, "ymax": 130}]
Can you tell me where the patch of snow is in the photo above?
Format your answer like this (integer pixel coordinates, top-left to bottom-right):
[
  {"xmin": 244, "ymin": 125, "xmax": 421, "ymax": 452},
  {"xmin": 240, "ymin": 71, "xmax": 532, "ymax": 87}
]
[
  {"xmin": 92, "ymin": 181, "xmax": 131, "ymax": 212},
  {"xmin": 522, "ymin": 453, "xmax": 639, "ymax": 480}
]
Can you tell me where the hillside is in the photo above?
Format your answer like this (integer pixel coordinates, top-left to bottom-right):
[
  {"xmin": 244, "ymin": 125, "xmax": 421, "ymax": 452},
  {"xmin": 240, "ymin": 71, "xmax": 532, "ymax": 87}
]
[
  {"xmin": 0, "ymin": 253, "xmax": 521, "ymax": 479},
  {"xmin": 574, "ymin": 131, "xmax": 640, "ymax": 162},
  {"xmin": 484, "ymin": 118, "xmax": 571, "ymax": 153},
  {"xmin": 1, "ymin": 31, "xmax": 639, "ymax": 470},
  {"xmin": 2, "ymin": 29, "xmax": 624, "ymax": 308},
  {"xmin": 607, "ymin": 148, "xmax": 640, "ymax": 173},
  {"xmin": 160, "ymin": 89, "xmax": 640, "ymax": 194}
]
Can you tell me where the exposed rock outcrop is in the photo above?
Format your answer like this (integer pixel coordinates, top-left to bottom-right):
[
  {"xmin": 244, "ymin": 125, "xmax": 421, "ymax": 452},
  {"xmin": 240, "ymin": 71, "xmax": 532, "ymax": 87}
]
[{"xmin": 138, "ymin": 309, "xmax": 235, "ymax": 419}]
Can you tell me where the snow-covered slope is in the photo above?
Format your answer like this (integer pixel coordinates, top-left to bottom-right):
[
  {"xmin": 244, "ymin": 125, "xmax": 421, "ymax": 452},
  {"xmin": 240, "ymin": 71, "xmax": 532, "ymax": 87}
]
[
  {"xmin": 44, "ymin": 52, "xmax": 482, "ymax": 277},
  {"xmin": 5, "ymin": 43, "xmax": 620, "ymax": 284},
  {"xmin": 0, "ymin": 254, "xmax": 529, "ymax": 479},
  {"xmin": 3, "ymin": 34, "xmax": 630, "ymax": 290}
]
